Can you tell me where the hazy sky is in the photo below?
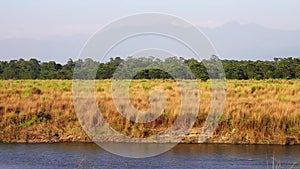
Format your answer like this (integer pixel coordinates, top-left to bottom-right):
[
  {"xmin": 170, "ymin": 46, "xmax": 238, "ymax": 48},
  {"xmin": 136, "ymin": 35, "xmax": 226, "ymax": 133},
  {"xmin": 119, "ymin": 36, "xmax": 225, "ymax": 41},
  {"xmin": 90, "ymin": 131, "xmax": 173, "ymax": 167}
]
[
  {"xmin": 1, "ymin": 1, "xmax": 300, "ymax": 62},
  {"xmin": 1, "ymin": 0, "xmax": 300, "ymax": 39}
]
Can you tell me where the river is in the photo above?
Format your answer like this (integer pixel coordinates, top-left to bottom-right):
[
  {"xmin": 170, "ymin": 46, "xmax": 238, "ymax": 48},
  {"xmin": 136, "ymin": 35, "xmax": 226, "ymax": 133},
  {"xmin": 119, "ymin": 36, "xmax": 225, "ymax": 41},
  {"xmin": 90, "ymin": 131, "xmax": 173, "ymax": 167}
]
[{"xmin": 0, "ymin": 143, "xmax": 299, "ymax": 169}]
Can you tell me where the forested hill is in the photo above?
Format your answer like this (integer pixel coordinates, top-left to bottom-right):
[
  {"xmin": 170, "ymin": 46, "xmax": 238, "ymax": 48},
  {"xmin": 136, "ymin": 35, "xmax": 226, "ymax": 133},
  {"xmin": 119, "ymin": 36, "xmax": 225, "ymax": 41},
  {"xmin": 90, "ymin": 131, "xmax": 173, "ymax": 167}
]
[{"xmin": 0, "ymin": 57, "xmax": 299, "ymax": 80}]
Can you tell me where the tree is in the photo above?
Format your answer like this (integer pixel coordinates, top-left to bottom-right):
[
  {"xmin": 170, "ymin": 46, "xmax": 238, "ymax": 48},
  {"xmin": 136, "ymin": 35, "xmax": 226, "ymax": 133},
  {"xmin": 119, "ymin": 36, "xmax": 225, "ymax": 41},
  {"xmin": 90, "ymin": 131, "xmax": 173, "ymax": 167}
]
[
  {"xmin": 40, "ymin": 61, "xmax": 62, "ymax": 79},
  {"xmin": 0, "ymin": 57, "xmax": 299, "ymax": 80},
  {"xmin": 2, "ymin": 60, "xmax": 20, "ymax": 79}
]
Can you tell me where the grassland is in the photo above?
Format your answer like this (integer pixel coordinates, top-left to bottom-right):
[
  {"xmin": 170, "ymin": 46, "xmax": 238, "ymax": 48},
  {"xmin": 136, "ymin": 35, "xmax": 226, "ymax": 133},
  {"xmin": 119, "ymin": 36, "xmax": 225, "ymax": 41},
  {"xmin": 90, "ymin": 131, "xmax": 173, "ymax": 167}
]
[{"xmin": 0, "ymin": 79, "xmax": 299, "ymax": 144}]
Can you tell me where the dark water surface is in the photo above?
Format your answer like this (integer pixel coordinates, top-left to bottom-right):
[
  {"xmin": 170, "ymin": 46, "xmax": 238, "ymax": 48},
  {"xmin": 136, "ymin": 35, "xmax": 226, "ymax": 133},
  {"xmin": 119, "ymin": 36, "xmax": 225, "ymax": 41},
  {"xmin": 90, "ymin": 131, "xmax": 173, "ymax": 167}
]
[{"xmin": 0, "ymin": 143, "xmax": 299, "ymax": 169}]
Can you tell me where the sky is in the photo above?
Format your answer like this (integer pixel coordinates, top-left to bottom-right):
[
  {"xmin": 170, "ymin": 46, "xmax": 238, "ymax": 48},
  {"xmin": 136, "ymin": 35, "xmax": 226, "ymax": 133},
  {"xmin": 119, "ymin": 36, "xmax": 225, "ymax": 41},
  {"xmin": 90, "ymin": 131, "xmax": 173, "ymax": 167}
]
[{"xmin": 0, "ymin": 0, "xmax": 300, "ymax": 62}]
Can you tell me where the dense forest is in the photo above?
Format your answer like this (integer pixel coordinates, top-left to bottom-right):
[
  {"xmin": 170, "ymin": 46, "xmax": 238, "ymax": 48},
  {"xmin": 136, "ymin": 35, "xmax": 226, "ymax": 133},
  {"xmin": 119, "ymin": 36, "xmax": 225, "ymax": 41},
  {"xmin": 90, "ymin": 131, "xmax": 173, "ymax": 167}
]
[{"xmin": 0, "ymin": 57, "xmax": 299, "ymax": 80}]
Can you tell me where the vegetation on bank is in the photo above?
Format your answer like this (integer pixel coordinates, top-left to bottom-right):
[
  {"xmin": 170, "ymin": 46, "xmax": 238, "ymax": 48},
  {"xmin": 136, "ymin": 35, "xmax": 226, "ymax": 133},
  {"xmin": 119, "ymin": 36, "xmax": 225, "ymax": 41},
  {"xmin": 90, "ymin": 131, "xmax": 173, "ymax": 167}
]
[
  {"xmin": 0, "ymin": 57, "xmax": 299, "ymax": 80},
  {"xmin": 0, "ymin": 80, "xmax": 299, "ymax": 144}
]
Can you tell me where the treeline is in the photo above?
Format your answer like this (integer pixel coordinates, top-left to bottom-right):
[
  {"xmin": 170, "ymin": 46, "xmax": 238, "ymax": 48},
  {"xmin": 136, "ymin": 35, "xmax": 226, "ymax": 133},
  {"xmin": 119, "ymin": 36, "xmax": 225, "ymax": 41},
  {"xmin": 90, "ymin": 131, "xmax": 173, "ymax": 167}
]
[{"xmin": 0, "ymin": 57, "xmax": 299, "ymax": 80}]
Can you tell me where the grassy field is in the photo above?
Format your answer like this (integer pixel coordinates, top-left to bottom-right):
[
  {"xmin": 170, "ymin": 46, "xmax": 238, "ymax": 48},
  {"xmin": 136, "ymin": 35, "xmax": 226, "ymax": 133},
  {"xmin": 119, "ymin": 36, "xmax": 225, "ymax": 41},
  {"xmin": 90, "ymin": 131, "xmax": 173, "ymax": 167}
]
[{"xmin": 0, "ymin": 79, "xmax": 299, "ymax": 144}]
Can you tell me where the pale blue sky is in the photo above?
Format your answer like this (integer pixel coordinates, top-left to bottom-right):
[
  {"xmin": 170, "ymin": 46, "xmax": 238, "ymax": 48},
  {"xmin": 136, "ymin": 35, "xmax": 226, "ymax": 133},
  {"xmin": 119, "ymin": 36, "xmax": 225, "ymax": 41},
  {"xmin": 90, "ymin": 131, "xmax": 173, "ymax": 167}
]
[
  {"xmin": 1, "ymin": 0, "xmax": 300, "ymax": 39},
  {"xmin": 1, "ymin": 1, "xmax": 300, "ymax": 62}
]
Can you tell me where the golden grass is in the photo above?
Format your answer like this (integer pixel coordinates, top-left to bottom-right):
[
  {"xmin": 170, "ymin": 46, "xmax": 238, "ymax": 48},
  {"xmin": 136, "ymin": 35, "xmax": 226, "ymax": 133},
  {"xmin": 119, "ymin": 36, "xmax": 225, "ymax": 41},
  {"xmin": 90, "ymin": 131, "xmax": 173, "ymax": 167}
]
[{"xmin": 0, "ymin": 79, "xmax": 299, "ymax": 144}]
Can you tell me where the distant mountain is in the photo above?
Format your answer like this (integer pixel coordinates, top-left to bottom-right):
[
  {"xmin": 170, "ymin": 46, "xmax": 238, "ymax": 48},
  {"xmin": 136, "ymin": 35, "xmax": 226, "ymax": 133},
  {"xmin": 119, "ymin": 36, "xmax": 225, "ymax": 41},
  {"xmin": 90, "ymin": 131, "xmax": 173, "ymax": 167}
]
[
  {"xmin": 0, "ymin": 22, "xmax": 300, "ymax": 63},
  {"xmin": 0, "ymin": 35, "xmax": 88, "ymax": 63},
  {"xmin": 201, "ymin": 21, "xmax": 300, "ymax": 60}
]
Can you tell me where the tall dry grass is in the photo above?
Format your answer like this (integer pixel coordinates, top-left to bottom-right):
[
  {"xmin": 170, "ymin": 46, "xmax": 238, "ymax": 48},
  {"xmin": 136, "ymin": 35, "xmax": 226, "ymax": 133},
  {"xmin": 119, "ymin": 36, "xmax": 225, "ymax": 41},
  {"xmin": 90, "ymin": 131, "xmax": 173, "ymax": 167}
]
[{"xmin": 0, "ymin": 79, "xmax": 299, "ymax": 144}]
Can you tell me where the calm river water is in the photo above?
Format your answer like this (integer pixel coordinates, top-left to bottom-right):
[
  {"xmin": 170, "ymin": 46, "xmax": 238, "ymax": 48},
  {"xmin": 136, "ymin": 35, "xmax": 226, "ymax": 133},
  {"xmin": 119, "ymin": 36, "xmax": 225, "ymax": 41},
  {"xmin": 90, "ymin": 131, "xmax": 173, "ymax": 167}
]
[{"xmin": 0, "ymin": 143, "xmax": 299, "ymax": 169}]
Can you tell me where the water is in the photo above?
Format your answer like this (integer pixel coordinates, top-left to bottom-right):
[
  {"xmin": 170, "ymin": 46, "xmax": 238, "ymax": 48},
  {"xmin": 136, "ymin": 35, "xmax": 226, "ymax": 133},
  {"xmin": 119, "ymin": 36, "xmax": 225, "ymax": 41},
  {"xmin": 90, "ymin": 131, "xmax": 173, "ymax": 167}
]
[{"xmin": 0, "ymin": 143, "xmax": 299, "ymax": 169}]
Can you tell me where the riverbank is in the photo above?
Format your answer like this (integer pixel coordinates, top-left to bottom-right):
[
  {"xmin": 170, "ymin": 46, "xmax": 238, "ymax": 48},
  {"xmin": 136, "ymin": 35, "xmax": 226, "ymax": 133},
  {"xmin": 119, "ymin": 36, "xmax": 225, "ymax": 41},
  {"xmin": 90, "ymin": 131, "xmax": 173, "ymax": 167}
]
[{"xmin": 0, "ymin": 80, "xmax": 299, "ymax": 145}]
